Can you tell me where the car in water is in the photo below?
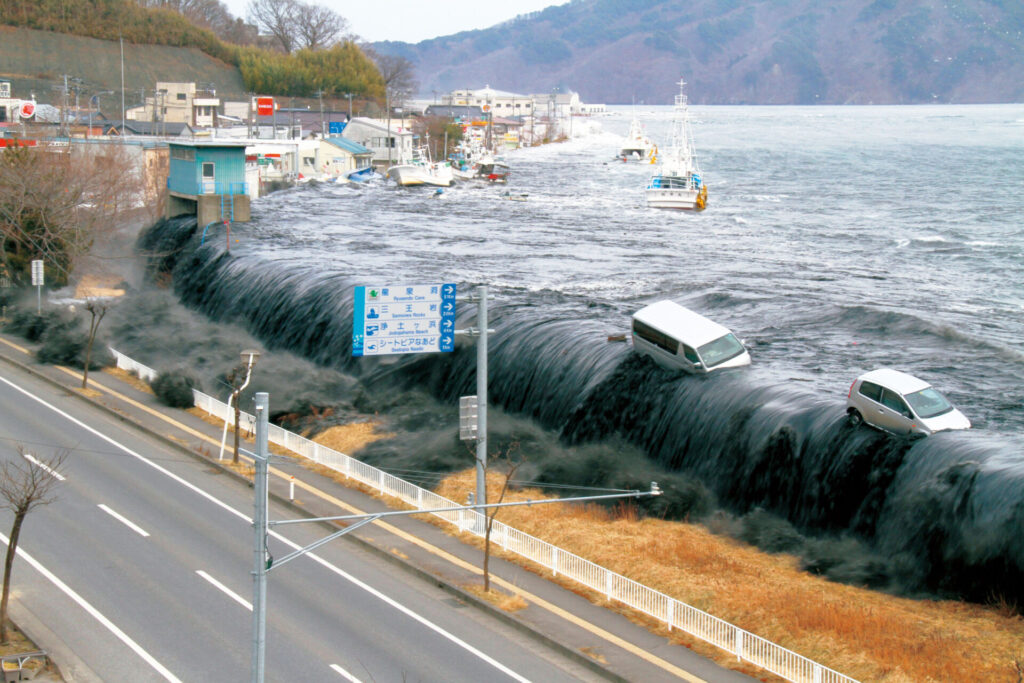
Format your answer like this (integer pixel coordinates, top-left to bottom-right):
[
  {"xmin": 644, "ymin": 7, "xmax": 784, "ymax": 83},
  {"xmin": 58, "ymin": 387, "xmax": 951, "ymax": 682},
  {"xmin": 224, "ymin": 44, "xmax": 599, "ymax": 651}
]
[
  {"xmin": 846, "ymin": 368, "xmax": 970, "ymax": 436},
  {"xmin": 631, "ymin": 300, "xmax": 751, "ymax": 373}
]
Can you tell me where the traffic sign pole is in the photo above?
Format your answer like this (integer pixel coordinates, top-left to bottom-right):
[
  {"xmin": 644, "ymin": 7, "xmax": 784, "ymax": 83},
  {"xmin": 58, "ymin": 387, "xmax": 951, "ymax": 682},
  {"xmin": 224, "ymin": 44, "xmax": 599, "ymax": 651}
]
[{"xmin": 475, "ymin": 285, "xmax": 488, "ymax": 522}]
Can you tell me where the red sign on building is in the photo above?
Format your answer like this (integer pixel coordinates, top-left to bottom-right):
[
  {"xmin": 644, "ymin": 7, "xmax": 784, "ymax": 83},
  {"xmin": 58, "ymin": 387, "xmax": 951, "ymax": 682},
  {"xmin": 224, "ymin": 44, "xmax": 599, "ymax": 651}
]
[{"xmin": 256, "ymin": 97, "xmax": 275, "ymax": 117}]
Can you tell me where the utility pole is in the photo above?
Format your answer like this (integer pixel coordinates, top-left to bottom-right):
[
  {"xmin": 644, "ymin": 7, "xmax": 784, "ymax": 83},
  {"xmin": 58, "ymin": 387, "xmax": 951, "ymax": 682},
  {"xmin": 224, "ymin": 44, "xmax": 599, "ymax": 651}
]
[
  {"xmin": 386, "ymin": 90, "xmax": 392, "ymax": 166},
  {"xmin": 316, "ymin": 90, "xmax": 324, "ymax": 135},
  {"xmin": 345, "ymin": 92, "xmax": 353, "ymax": 120},
  {"xmin": 475, "ymin": 286, "xmax": 488, "ymax": 517}
]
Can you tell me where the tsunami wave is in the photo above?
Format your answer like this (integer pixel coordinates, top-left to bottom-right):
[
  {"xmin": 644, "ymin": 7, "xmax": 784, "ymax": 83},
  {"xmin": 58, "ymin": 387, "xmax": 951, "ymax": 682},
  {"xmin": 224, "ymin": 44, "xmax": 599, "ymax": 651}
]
[{"xmin": 136, "ymin": 216, "xmax": 1024, "ymax": 605}]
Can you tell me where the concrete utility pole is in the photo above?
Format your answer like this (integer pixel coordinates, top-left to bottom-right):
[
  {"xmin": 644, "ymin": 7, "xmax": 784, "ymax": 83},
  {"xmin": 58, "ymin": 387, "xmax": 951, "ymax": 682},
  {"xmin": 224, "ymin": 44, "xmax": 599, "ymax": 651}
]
[{"xmin": 474, "ymin": 286, "xmax": 488, "ymax": 515}]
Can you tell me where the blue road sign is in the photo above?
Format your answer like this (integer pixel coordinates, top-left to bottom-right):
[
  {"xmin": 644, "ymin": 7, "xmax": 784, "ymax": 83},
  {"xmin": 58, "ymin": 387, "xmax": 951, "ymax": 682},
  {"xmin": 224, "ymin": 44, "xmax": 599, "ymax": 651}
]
[{"xmin": 352, "ymin": 284, "xmax": 457, "ymax": 356}]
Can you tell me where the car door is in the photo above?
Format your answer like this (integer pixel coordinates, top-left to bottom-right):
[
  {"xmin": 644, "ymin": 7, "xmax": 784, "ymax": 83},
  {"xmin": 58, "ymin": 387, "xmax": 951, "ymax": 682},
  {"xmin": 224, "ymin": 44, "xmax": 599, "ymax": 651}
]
[{"xmin": 878, "ymin": 388, "xmax": 915, "ymax": 434}]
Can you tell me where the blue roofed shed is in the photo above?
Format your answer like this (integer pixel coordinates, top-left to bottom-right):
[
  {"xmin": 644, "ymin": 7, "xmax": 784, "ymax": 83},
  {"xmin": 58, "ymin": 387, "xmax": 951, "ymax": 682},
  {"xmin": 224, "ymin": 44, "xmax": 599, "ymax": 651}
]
[
  {"xmin": 316, "ymin": 136, "xmax": 373, "ymax": 179},
  {"xmin": 167, "ymin": 141, "xmax": 251, "ymax": 223}
]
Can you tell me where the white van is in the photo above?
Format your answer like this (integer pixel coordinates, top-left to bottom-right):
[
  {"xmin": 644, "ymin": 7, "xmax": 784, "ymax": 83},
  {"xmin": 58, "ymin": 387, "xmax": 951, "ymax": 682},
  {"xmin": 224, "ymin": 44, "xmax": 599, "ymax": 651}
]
[{"xmin": 631, "ymin": 300, "xmax": 751, "ymax": 373}]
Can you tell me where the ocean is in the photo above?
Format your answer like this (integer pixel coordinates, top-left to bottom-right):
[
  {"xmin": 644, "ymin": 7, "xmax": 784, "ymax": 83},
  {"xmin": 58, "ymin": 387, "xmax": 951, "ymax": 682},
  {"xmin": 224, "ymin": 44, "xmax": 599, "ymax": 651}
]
[{"xmin": 130, "ymin": 104, "xmax": 1024, "ymax": 603}]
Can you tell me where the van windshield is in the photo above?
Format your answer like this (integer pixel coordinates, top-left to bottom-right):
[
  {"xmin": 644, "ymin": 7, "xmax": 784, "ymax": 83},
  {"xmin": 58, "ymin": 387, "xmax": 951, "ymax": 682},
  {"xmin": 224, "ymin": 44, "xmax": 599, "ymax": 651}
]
[
  {"xmin": 905, "ymin": 387, "xmax": 955, "ymax": 419},
  {"xmin": 697, "ymin": 334, "xmax": 746, "ymax": 368}
]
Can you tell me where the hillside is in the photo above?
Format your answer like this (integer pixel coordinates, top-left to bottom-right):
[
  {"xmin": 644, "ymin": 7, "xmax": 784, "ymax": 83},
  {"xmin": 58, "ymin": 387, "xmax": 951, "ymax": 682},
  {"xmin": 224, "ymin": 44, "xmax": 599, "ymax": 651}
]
[
  {"xmin": 0, "ymin": 26, "xmax": 247, "ymax": 110},
  {"xmin": 373, "ymin": 0, "xmax": 1024, "ymax": 104}
]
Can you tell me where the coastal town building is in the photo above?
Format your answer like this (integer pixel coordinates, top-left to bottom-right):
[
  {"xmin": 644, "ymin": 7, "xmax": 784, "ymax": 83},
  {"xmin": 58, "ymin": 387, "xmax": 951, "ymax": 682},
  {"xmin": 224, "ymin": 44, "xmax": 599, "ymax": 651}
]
[
  {"xmin": 341, "ymin": 116, "xmax": 415, "ymax": 168},
  {"xmin": 443, "ymin": 86, "xmax": 534, "ymax": 119},
  {"xmin": 126, "ymin": 82, "xmax": 221, "ymax": 128}
]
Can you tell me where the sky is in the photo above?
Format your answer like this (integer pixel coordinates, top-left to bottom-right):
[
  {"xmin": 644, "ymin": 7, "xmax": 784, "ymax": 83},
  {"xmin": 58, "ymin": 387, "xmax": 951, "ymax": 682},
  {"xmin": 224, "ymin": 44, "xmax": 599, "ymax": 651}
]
[{"xmin": 224, "ymin": 1, "xmax": 567, "ymax": 44}]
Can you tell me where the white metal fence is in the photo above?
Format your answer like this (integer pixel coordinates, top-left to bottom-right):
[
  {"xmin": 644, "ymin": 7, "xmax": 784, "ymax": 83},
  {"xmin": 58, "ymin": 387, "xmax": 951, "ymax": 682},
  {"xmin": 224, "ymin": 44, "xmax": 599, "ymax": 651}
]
[
  {"xmin": 109, "ymin": 348, "xmax": 159, "ymax": 382},
  {"xmin": 112, "ymin": 349, "xmax": 857, "ymax": 683}
]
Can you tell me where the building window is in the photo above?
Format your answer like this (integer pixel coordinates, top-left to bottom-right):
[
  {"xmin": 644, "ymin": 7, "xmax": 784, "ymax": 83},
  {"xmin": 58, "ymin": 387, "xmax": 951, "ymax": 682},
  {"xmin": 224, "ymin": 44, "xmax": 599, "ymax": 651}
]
[
  {"xmin": 170, "ymin": 147, "xmax": 195, "ymax": 161},
  {"xmin": 202, "ymin": 162, "xmax": 215, "ymax": 178},
  {"xmin": 177, "ymin": 93, "xmax": 187, "ymax": 101}
]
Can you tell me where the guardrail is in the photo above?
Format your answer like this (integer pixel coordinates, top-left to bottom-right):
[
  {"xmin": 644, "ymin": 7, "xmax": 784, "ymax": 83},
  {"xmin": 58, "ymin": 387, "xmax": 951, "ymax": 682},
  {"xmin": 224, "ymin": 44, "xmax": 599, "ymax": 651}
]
[{"xmin": 110, "ymin": 349, "xmax": 856, "ymax": 682}]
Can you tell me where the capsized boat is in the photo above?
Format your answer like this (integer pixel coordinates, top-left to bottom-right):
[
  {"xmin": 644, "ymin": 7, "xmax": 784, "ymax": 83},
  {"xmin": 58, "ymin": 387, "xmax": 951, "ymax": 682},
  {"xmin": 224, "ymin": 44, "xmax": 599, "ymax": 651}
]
[
  {"xmin": 618, "ymin": 117, "xmax": 657, "ymax": 162},
  {"xmin": 387, "ymin": 147, "xmax": 454, "ymax": 187},
  {"xmin": 645, "ymin": 80, "xmax": 707, "ymax": 211},
  {"xmin": 346, "ymin": 166, "xmax": 380, "ymax": 183}
]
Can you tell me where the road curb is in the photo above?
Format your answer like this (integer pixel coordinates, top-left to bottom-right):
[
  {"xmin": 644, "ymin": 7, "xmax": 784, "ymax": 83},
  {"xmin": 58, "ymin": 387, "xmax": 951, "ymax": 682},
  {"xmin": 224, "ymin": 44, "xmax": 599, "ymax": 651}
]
[{"xmin": 0, "ymin": 348, "xmax": 626, "ymax": 682}]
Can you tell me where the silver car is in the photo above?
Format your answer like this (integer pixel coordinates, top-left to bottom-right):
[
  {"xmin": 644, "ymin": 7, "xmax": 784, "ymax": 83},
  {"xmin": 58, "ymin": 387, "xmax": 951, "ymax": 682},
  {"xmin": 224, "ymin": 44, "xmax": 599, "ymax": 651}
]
[{"xmin": 846, "ymin": 369, "xmax": 970, "ymax": 436}]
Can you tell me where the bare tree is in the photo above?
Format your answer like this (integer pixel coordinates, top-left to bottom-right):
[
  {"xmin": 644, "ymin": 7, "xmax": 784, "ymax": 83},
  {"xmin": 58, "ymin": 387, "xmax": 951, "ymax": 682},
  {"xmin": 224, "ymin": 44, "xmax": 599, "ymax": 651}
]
[
  {"xmin": 81, "ymin": 300, "xmax": 109, "ymax": 389},
  {"xmin": 293, "ymin": 3, "xmax": 348, "ymax": 50},
  {"xmin": 367, "ymin": 51, "xmax": 419, "ymax": 102},
  {"xmin": 0, "ymin": 144, "xmax": 141, "ymax": 287},
  {"xmin": 480, "ymin": 444, "xmax": 522, "ymax": 593},
  {"xmin": 0, "ymin": 447, "xmax": 66, "ymax": 644},
  {"xmin": 247, "ymin": 0, "xmax": 298, "ymax": 53}
]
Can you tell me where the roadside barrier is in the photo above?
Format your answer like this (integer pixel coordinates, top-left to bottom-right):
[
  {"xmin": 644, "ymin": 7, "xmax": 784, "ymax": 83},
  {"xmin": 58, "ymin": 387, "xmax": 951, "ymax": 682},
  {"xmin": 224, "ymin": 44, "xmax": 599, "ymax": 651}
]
[{"xmin": 110, "ymin": 348, "xmax": 857, "ymax": 683}]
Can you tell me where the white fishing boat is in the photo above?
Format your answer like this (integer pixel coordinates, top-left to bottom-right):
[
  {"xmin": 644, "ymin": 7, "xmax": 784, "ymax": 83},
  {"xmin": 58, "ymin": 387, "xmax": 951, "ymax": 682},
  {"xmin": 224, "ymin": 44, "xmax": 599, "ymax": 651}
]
[
  {"xmin": 453, "ymin": 155, "xmax": 510, "ymax": 183},
  {"xmin": 618, "ymin": 117, "xmax": 657, "ymax": 162},
  {"xmin": 645, "ymin": 80, "xmax": 707, "ymax": 211},
  {"xmin": 387, "ymin": 147, "xmax": 454, "ymax": 187}
]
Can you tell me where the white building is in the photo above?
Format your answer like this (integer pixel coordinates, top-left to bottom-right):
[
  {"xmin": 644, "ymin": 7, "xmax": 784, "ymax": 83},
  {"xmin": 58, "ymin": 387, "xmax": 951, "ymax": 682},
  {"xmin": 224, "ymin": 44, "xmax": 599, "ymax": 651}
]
[
  {"xmin": 444, "ymin": 86, "xmax": 534, "ymax": 119},
  {"xmin": 341, "ymin": 117, "xmax": 415, "ymax": 168},
  {"xmin": 127, "ymin": 82, "xmax": 221, "ymax": 128}
]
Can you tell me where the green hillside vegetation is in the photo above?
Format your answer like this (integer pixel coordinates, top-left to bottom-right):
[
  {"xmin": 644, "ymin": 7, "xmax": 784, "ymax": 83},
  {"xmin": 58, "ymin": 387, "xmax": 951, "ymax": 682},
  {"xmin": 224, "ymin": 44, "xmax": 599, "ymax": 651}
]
[{"xmin": 1, "ymin": 0, "xmax": 384, "ymax": 99}]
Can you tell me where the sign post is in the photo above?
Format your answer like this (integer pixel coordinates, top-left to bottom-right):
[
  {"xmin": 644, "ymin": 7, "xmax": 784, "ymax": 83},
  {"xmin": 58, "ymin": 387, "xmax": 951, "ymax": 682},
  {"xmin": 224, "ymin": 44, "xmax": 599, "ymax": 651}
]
[
  {"xmin": 30, "ymin": 259, "xmax": 43, "ymax": 314},
  {"xmin": 352, "ymin": 284, "xmax": 456, "ymax": 357}
]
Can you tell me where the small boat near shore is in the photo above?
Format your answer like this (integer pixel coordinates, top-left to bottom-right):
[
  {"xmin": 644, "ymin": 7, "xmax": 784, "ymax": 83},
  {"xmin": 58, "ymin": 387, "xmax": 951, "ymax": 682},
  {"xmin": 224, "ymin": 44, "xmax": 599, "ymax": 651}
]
[
  {"xmin": 388, "ymin": 147, "xmax": 454, "ymax": 187},
  {"xmin": 618, "ymin": 117, "xmax": 657, "ymax": 162},
  {"xmin": 454, "ymin": 156, "xmax": 511, "ymax": 183},
  {"xmin": 645, "ymin": 80, "xmax": 707, "ymax": 211}
]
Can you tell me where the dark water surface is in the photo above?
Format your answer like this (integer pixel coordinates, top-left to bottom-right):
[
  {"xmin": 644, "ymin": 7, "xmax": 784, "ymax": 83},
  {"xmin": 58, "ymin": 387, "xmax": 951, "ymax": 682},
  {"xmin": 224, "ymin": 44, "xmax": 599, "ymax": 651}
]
[{"xmin": 134, "ymin": 105, "xmax": 1024, "ymax": 603}]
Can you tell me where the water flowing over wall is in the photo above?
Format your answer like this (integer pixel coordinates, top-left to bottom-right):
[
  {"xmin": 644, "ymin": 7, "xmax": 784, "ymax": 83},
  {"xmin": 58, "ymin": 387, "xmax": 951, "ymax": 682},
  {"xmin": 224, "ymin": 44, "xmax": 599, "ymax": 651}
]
[{"xmin": 139, "ymin": 216, "xmax": 1024, "ymax": 604}]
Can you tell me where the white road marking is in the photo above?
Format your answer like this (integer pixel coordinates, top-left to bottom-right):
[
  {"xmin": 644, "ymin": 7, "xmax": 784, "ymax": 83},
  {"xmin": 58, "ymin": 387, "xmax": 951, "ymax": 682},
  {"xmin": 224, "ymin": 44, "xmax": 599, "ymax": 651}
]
[
  {"xmin": 330, "ymin": 663, "xmax": 364, "ymax": 682},
  {"xmin": 0, "ymin": 530, "xmax": 181, "ymax": 683},
  {"xmin": 0, "ymin": 374, "xmax": 532, "ymax": 683},
  {"xmin": 22, "ymin": 452, "xmax": 66, "ymax": 480},
  {"xmin": 98, "ymin": 504, "xmax": 150, "ymax": 537},
  {"xmin": 196, "ymin": 570, "xmax": 252, "ymax": 611}
]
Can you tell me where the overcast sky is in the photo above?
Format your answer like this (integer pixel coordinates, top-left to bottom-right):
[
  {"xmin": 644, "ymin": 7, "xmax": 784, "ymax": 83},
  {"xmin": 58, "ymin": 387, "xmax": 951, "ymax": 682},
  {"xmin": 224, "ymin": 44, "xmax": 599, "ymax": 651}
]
[{"xmin": 224, "ymin": 1, "xmax": 567, "ymax": 44}]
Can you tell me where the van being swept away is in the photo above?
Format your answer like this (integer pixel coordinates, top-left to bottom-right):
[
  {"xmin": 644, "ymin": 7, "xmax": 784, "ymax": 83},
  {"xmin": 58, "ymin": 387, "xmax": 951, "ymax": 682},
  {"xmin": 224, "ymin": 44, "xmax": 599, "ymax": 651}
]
[{"xmin": 631, "ymin": 300, "xmax": 751, "ymax": 373}]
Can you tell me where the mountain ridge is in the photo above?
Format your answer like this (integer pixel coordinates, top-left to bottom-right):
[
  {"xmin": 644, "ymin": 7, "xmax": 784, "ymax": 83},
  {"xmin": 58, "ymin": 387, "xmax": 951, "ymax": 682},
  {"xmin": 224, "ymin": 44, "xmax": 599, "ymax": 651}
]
[{"xmin": 373, "ymin": 0, "xmax": 1024, "ymax": 105}]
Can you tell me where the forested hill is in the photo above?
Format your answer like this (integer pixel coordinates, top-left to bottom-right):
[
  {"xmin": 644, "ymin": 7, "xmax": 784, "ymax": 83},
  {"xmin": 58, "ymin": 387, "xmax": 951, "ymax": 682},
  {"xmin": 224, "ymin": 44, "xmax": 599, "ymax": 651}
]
[{"xmin": 373, "ymin": 0, "xmax": 1024, "ymax": 104}]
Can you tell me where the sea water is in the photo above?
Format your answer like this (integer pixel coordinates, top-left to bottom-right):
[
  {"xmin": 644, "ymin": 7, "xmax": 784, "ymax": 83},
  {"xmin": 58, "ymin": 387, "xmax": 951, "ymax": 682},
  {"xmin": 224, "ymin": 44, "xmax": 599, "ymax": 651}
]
[{"xmin": 136, "ymin": 104, "xmax": 1024, "ymax": 601}]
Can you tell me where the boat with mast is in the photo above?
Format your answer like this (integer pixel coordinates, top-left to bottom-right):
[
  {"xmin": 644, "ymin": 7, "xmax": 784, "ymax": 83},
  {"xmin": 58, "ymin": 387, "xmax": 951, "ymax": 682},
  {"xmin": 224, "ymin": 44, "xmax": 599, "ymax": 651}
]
[
  {"xmin": 645, "ymin": 80, "xmax": 707, "ymax": 211},
  {"xmin": 618, "ymin": 115, "xmax": 657, "ymax": 162},
  {"xmin": 387, "ymin": 134, "xmax": 454, "ymax": 187}
]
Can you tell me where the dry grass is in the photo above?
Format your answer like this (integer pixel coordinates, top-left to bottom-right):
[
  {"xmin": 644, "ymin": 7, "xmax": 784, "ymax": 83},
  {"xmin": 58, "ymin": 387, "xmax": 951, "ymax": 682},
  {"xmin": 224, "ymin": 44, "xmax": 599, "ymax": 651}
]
[
  {"xmin": 435, "ymin": 470, "xmax": 1024, "ymax": 682},
  {"xmin": 102, "ymin": 366, "xmax": 154, "ymax": 394},
  {"xmin": 463, "ymin": 584, "xmax": 529, "ymax": 613},
  {"xmin": 313, "ymin": 422, "xmax": 394, "ymax": 454}
]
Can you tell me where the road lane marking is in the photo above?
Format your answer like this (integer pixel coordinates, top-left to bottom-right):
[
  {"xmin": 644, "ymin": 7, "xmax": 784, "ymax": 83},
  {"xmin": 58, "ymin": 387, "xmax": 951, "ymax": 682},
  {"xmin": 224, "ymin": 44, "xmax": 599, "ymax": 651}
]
[
  {"xmin": 196, "ymin": 570, "xmax": 252, "ymax": 611},
  {"xmin": 0, "ymin": 374, "xmax": 534, "ymax": 683},
  {"xmin": 98, "ymin": 504, "xmax": 150, "ymax": 537},
  {"xmin": 329, "ymin": 664, "xmax": 363, "ymax": 682},
  {"xmin": 0, "ymin": 530, "xmax": 182, "ymax": 683},
  {"xmin": 5, "ymin": 361, "xmax": 708, "ymax": 681},
  {"xmin": 22, "ymin": 453, "xmax": 66, "ymax": 481}
]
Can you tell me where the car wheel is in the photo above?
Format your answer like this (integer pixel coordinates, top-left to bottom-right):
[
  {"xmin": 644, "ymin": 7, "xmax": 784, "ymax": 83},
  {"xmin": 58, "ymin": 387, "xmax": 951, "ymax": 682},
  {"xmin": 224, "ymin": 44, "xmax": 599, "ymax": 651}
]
[{"xmin": 847, "ymin": 410, "xmax": 863, "ymax": 427}]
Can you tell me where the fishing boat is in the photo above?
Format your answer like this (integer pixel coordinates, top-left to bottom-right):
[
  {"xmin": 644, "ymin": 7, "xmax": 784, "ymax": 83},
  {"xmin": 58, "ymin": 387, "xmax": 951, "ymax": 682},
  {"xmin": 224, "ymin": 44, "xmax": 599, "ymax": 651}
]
[
  {"xmin": 387, "ymin": 147, "xmax": 454, "ymax": 187},
  {"xmin": 453, "ymin": 155, "xmax": 511, "ymax": 183},
  {"xmin": 618, "ymin": 116, "xmax": 657, "ymax": 162},
  {"xmin": 645, "ymin": 80, "xmax": 707, "ymax": 211}
]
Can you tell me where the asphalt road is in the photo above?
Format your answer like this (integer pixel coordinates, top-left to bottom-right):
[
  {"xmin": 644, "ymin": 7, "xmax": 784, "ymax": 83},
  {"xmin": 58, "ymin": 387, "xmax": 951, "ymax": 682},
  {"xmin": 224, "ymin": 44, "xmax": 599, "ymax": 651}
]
[{"xmin": 0, "ymin": 364, "xmax": 605, "ymax": 682}]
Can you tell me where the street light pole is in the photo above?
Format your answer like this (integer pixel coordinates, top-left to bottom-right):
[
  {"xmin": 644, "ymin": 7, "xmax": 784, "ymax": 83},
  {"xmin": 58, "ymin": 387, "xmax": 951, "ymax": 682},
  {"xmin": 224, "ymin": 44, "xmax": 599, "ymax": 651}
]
[
  {"xmin": 250, "ymin": 392, "xmax": 269, "ymax": 683},
  {"xmin": 246, "ymin": 387, "xmax": 660, "ymax": 682},
  {"xmin": 219, "ymin": 349, "xmax": 260, "ymax": 463}
]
